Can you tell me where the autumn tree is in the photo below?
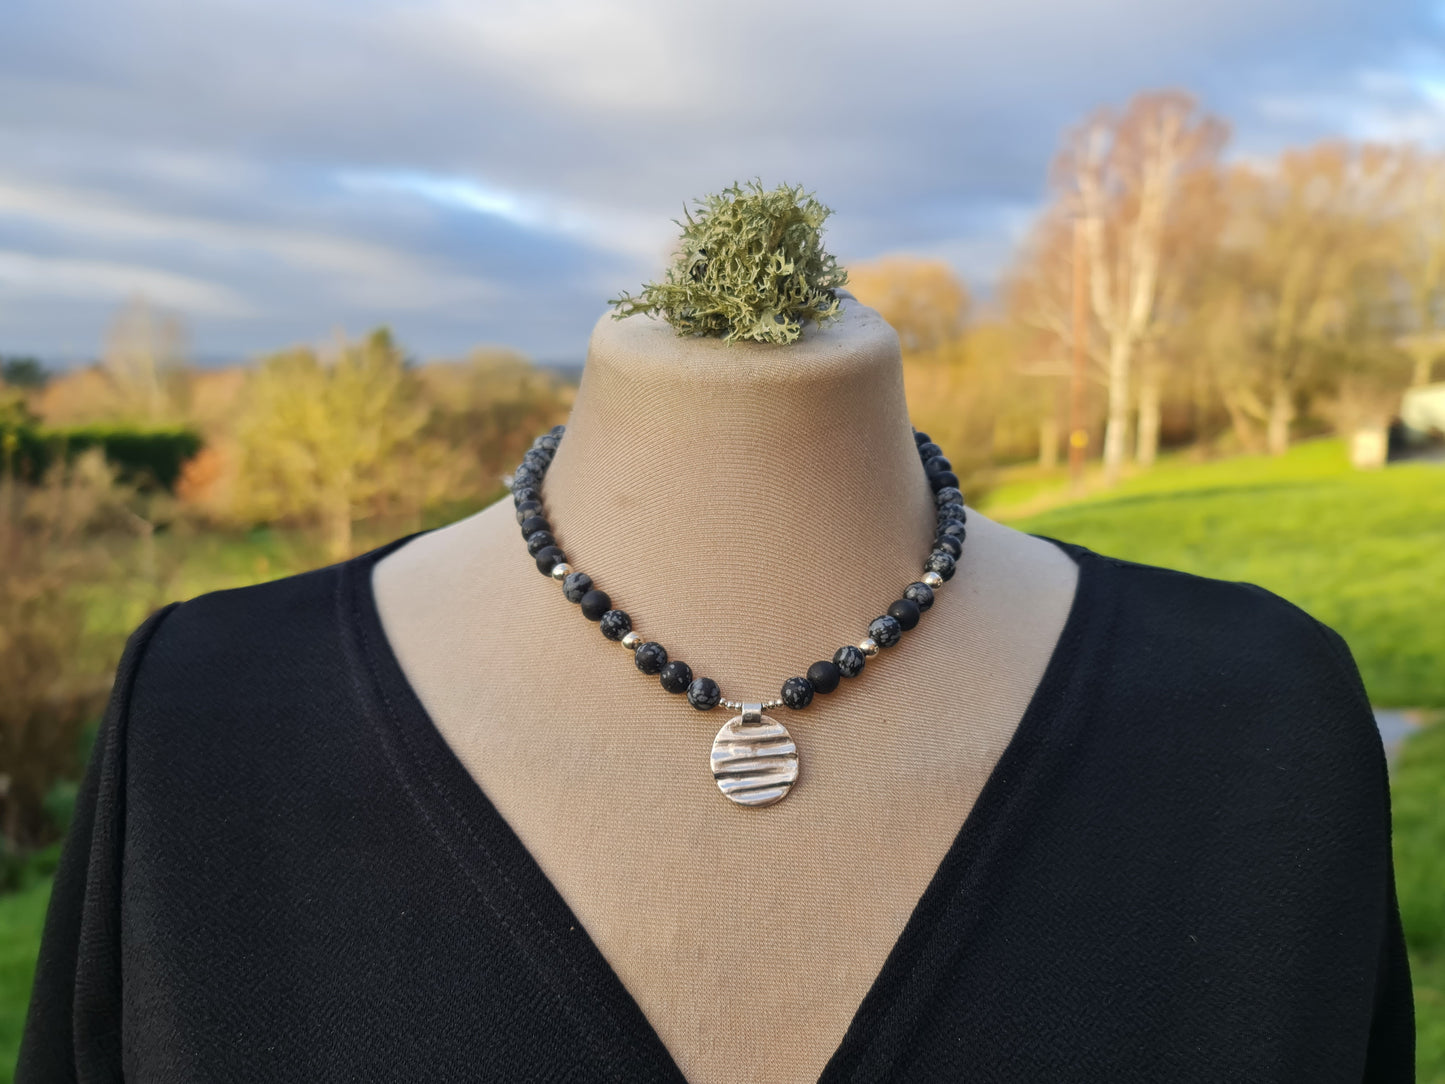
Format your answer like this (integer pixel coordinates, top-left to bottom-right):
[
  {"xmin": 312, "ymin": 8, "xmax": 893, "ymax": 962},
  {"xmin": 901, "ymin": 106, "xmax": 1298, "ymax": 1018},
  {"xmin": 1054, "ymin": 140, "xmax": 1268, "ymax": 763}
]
[
  {"xmin": 1050, "ymin": 90, "xmax": 1227, "ymax": 484},
  {"xmin": 234, "ymin": 328, "xmax": 429, "ymax": 560},
  {"xmin": 846, "ymin": 256, "xmax": 970, "ymax": 353},
  {"xmin": 1201, "ymin": 143, "xmax": 1403, "ymax": 455}
]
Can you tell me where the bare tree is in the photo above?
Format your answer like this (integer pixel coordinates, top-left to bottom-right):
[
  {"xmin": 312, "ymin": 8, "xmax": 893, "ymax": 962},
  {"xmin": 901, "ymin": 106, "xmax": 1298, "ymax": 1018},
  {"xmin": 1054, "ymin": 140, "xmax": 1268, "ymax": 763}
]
[
  {"xmin": 102, "ymin": 296, "xmax": 191, "ymax": 423},
  {"xmin": 1395, "ymin": 149, "xmax": 1445, "ymax": 387},
  {"xmin": 1051, "ymin": 90, "xmax": 1227, "ymax": 484}
]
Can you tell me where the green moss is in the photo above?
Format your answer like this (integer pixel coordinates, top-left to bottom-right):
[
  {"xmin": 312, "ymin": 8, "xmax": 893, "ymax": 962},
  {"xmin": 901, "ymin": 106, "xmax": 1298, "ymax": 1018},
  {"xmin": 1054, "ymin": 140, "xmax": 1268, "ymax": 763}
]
[{"xmin": 609, "ymin": 180, "xmax": 848, "ymax": 345}]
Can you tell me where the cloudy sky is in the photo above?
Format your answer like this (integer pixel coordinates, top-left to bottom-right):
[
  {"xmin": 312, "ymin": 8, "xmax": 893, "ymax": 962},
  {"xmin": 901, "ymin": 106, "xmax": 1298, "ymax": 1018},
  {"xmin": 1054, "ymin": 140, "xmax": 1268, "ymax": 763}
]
[{"xmin": 2, "ymin": 0, "xmax": 1443, "ymax": 365}]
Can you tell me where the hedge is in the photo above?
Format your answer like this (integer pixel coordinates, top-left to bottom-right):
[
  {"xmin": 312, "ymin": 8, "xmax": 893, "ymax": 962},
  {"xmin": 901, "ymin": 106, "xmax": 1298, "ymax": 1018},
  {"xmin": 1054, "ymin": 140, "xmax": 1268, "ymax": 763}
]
[{"xmin": 0, "ymin": 424, "xmax": 203, "ymax": 492}]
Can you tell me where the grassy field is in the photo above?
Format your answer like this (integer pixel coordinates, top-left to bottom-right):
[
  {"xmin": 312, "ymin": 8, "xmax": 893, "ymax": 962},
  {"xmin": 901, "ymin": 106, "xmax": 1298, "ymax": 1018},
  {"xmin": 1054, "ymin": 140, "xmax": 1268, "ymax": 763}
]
[
  {"xmin": 2, "ymin": 444, "xmax": 1442, "ymax": 1078},
  {"xmin": 994, "ymin": 440, "xmax": 1445, "ymax": 709}
]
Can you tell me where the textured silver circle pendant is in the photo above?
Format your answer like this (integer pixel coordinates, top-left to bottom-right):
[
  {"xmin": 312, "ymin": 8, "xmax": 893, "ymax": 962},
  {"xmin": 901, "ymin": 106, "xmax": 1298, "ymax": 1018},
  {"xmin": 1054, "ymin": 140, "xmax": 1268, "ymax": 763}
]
[{"xmin": 710, "ymin": 703, "xmax": 799, "ymax": 807}]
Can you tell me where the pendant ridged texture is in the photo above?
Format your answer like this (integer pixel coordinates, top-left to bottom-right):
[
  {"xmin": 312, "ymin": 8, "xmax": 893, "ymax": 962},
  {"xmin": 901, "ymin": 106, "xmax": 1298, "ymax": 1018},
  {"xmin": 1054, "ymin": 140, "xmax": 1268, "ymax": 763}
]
[{"xmin": 710, "ymin": 704, "xmax": 799, "ymax": 807}]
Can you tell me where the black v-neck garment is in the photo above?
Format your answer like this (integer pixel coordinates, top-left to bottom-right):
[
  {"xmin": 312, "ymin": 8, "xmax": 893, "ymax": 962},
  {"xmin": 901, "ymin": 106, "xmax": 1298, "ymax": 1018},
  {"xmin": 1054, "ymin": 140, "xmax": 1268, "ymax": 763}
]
[{"xmin": 17, "ymin": 530, "xmax": 1413, "ymax": 1083}]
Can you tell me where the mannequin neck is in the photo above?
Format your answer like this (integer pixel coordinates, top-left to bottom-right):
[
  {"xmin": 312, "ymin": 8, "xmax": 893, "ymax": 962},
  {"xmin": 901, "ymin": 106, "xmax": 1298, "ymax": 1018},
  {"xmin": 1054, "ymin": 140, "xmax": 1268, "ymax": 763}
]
[{"xmin": 536, "ymin": 300, "xmax": 941, "ymax": 692}]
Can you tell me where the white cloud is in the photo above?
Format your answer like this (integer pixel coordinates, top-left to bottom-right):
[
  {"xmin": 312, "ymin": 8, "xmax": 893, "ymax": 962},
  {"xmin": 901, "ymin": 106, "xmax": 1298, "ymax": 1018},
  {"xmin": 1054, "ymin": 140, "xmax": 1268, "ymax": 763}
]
[{"xmin": 0, "ymin": 249, "xmax": 251, "ymax": 314}]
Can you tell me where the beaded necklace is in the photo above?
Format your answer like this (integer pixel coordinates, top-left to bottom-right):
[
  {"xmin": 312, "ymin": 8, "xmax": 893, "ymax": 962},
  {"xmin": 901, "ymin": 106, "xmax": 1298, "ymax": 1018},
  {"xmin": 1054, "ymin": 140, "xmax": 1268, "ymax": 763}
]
[{"xmin": 505, "ymin": 425, "xmax": 966, "ymax": 808}]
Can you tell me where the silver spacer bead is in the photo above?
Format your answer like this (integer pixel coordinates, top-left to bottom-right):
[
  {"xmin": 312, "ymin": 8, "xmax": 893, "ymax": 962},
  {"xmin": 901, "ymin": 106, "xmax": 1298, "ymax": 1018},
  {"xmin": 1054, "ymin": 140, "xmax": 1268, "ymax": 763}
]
[
  {"xmin": 550, "ymin": 562, "xmax": 572, "ymax": 581},
  {"xmin": 720, "ymin": 696, "xmax": 785, "ymax": 711},
  {"xmin": 620, "ymin": 631, "xmax": 643, "ymax": 650},
  {"xmin": 858, "ymin": 637, "xmax": 879, "ymax": 656},
  {"xmin": 921, "ymin": 571, "xmax": 944, "ymax": 589}
]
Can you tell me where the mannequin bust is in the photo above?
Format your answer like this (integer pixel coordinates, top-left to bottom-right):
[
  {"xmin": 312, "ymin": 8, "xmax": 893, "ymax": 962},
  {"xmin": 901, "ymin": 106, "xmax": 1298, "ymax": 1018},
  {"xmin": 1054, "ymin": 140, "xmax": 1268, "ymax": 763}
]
[{"xmin": 371, "ymin": 296, "xmax": 1079, "ymax": 1082}]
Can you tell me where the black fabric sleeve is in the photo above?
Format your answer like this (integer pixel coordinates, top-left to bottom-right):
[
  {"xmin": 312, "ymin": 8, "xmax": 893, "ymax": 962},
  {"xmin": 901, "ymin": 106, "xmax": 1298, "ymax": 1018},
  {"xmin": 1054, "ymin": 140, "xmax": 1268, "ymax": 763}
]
[
  {"xmin": 1310, "ymin": 620, "xmax": 1416, "ymax": 1082},
  {"xmin": 15, "ymin": 601, "xmax": 181, "ymax": 1084}
]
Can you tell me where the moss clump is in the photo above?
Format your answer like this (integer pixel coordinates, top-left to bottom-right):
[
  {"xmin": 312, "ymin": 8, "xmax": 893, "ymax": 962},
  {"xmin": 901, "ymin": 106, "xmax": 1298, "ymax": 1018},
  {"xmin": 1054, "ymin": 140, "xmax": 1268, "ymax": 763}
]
[{"xmin": 608, "ymin": 180, "xmax": 849, "ymax": 345}]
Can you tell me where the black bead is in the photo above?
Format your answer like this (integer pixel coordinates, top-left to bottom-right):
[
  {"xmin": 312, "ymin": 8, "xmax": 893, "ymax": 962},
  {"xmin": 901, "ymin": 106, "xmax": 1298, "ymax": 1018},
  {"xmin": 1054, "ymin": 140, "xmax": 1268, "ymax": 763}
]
[
  {"xmin": 634, "ymin": 641, "xmax": 668, "ymax": 675},
  {"xmin": 806, "ymin": 660, "xmax": 841, "ymax": 694},
  {"xmin": 934, "ymin": 534, "xmax": 962, "ymax": 558},
  {"xmin": 924, "ymin": 455, "xmax": 952, "ymax": 477},
  {"xmin": 599, "ymin": 609, "xmax": 632, "ymax": 640},
  {"xmin": 533, "ymin": 545, "xmax": 565, "ymax": 574},
  {"xmin": 833, "ymin": 644, "xmax": 866, "ymax": 677},
  {"xmin": 538, "ymin": 433, "xmax": 560, "ymax": 453},
  {"xmin": 928, "ymin": 470, "xmax": 960, "ymax": 492},
  {"xmin": 659, "ymin": 659, "xmax": 693, "ymax": 693},
  {"xmin": 525, "ymin": 529, "xmax": 556, "ymax": 556},
  {"xmin": 519, "ymin": 515, "xmax": 550, "ymax": 538},
  {"xmin": 913, "ymin": 430, "xmax": 931, "ymax": 445},
  {"xmin": 939, "ymin": 520, "xmax": 966, "ymax": 539},
  {"xmin": 937, "ymin": 502, "xmax": 966, "ymax": 525},
  {"xmin": 549, "ymin": 423, "xmax": 566, "ymax": 436},
  {"xmin": 925, "ymin": 550, "xmax": 957, "ymax": 581},
  {"xmin": 562, "ymin": 571, "xmax": 593, "ymax": 602},
  {"xmin": 869, "ymin": 614, "xmax": 903, "ymax": 647},
  {"xmin": 780, "ymin": 676, "xmax": 814, "ymax": 709},
  {"xmin": 512, "ymin": 465, "xmax": 540, "ymax": 489},
  {"xmin": 687, "ymin": 677, "xmax": 722, "ymax": 710},
  {"xmin": 579, "ymin": 588, "xmax": 612, "ymax": 620},
  {"xmin": 512, "ymin": 486, "xmax": 540, "ymax": 507},
  {"xmin": 904, "ymin": 581, "xmax": 935, "ymax": 611},
  {"xmin": 522, "ymin": 449, "xmax": 551, "ymax": 473},
  {"xmin": 514, "ymin": 499, "xmax": 542, "ymax": 523},
  {"xmin": 916, "ymin": 441, "xmax": 942, "ymax": 461},
  {"xmin": 934, "ymin": 486, "xmax": 963, "ymax": 507},
  {"xmin": 887, "ymin": 598, "xmax": 921, "ymax": 631}
]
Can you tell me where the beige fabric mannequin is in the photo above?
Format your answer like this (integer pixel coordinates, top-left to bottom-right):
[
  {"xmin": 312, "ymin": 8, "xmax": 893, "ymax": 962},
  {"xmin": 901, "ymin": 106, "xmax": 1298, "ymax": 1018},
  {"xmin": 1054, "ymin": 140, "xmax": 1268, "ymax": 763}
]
[{"xmin": 370, "ymin": 296, "xmax": 1079, "ymax": 1083}]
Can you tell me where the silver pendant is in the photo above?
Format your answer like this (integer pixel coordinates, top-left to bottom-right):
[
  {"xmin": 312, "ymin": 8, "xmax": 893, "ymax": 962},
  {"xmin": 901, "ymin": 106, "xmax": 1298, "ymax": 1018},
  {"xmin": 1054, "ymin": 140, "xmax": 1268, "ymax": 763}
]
[{"xmin": 710, "ymin": 703, "xmax": 799, "ymax": 807}]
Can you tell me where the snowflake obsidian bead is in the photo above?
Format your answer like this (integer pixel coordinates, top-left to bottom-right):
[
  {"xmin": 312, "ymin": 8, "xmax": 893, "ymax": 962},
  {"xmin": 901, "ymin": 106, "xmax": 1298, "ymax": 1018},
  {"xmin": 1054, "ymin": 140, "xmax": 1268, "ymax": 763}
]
[
  {"xmin": 512, "ymin": 486, "xmax": 540, "ymax": 507},
  {"xmin": 833, "ymin": 644, "xmax": 866, "ymax": 677},
  {"xmin": 933, "ymin": 534, "xmax": 962, "ymax": 559},
  {"xmin": 634, "ymin": 641, "xmax": 668, "ymax": 674},
  {"xmin": 562, "ymin": 571, "xmax": 593, "ymax": 603},
  {"xmin": 515, "ymin": 500, "xmax": 542, "ymax": 524},
  {"xmin": 904, "ymin": 581, "xmax": 935, "ymax": 611},
  {"xmin": 924, "ymin": 550, "xmax": 957, "ymax": 581},
  {"xmin": 659, "ymin": 660, "xmax": 693, "ymax": 693},
  {"xmin": 687, "ymin": 677, "xmax": 722, "ymax": 711},
  {"xmin": 781, "ymin": 676, "xmax": 814, "ymax": 709},
  {"xmin": 868, "ymin": 614, "xmax": 903, "ymax": 648},
  {"xmin": 929, "ymin": 470, "xmax": 960, "ymax": 492},
  {"xmin": 534, "ymin": 545, "xmax": 565, "ymax": 575},
  {"xmin": 519, "ymin": 515, "xmax": 550, "ymax": 538},
  {"xmin": 934, "ymin": 486, "xmax": 963, "ymax": 507},
  {"xmin": 916, "ymin": 441, "xmax": 942, "ymax": 461},
  {"xmin": 599, "ymin": 608, "xmax": 632, "ymax": 641}
]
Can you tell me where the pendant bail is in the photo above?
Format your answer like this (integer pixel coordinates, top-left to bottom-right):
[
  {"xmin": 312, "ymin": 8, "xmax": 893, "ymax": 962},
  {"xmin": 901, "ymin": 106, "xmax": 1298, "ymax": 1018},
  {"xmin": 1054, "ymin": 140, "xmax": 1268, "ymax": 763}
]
[{"xmin": 740, "ymin": 702, "xmax": 764, "ymax": 725}]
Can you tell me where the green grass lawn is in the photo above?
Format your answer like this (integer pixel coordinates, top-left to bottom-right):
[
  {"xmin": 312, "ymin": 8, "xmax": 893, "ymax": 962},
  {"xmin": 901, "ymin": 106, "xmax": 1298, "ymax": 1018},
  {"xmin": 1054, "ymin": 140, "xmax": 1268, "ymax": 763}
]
[
  {"xmin": 0, "ymin": 881, "xmax": 49, "ymax": 1079},
  {"xmin": 995, "ymin": 440, "xmax": 1445, "ymax": 709}
]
